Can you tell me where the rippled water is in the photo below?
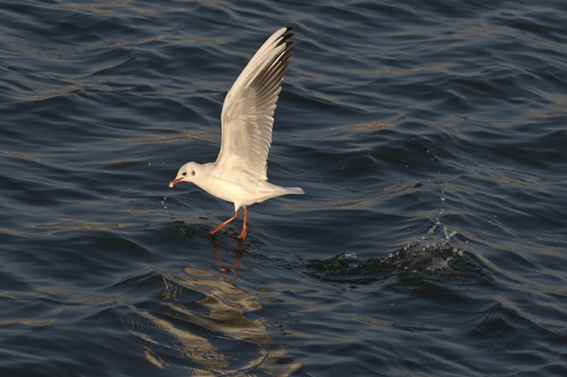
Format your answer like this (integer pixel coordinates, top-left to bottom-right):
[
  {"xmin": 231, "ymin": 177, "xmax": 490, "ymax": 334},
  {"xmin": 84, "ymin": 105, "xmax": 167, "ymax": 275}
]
[{"xmin": 1, "ymin": 0, "xmax": 567, "ymax": 376}]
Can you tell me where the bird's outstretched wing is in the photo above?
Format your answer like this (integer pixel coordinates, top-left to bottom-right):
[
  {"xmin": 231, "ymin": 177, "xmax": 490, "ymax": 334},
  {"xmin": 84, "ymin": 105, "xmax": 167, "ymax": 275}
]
[{"xmin": 214, "ymin": 27, "xmax": 294, "ymax": 180}]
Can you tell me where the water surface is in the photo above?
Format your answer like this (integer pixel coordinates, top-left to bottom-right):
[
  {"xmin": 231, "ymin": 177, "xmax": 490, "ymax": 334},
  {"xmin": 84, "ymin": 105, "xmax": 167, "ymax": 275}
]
[{"xmin": 1, "ymin": 0, "xmax": 567, "ymax": 376}]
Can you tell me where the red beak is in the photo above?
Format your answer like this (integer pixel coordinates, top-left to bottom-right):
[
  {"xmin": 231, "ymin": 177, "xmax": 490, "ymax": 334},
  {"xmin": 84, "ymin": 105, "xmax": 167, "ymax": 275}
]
[{"xmin": 169, "ymin": 177, "xmax": 183, "ymax": 188}]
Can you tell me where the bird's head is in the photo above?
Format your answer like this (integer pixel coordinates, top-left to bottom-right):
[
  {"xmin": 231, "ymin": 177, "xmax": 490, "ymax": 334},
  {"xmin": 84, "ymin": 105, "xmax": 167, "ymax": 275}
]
[{"xmin": 169, "ymin": 162, "xmax": 198, "ymax": 188}]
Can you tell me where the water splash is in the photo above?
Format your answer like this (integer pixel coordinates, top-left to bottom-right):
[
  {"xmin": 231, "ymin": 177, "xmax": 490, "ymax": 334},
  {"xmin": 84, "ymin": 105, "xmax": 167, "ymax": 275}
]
[
  {"xmin": 426, "ymin": 218, "xmax": 457, "ymax": 244},
  {"xmin": 308, "ymin": 220, "xmax": 487, "ymax": 286}
]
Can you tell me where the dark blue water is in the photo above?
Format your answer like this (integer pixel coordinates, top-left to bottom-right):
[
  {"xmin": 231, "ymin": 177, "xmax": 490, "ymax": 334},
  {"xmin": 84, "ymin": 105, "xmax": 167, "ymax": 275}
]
[{"xmin": 1, "ymin": 0, "xmax": 567, "ymax": 376}]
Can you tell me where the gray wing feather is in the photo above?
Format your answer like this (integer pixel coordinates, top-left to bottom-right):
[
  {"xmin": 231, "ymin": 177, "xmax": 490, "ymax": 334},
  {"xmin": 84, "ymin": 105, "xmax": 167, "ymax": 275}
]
[{"xmin": 215, "ymin": 27, "xmax": 294, "ymax": 180}]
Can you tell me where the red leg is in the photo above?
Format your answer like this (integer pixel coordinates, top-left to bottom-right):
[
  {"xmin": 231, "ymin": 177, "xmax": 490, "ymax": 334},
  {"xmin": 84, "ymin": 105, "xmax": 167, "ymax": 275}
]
[
  {"xmin": 210, "ymin": 211, "xmax": 238, "ymax": 234},
  {"xmin": 238, "ymin": 207, "xmax": 247, "ymax": 240}
]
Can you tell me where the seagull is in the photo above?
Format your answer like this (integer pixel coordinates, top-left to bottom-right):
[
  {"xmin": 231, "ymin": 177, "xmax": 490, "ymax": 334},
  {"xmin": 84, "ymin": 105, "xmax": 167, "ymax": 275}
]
[{"xmin": 169, "ymin": 27, "xmax": 304, "ymax": 240}]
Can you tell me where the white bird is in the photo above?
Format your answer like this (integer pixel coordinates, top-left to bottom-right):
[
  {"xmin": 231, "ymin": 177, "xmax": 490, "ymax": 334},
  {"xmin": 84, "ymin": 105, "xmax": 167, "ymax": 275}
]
[{"xmin": 169, "ymin": 27, "xmax": 304, "ymax": 240}]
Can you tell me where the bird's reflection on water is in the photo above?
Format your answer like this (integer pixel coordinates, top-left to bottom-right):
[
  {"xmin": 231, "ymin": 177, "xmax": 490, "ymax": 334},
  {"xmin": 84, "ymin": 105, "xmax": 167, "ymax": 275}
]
[
  {"xmin": 124, "ymin": 237, "xmax": 300, "ymax": 376},
  {"xmin": 209, "ymin": 238, "xmax": 243, "ymax": 284}
]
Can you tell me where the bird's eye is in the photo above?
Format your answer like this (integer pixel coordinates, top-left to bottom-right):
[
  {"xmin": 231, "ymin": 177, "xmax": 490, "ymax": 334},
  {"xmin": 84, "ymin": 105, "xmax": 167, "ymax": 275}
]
[
  {"xmin": 182, "ymin": 172, "xmax": 187, "ymax": 176},
  {"xmin": 191, "ymin": 171, "xmax": 195, "ymax": 176}
]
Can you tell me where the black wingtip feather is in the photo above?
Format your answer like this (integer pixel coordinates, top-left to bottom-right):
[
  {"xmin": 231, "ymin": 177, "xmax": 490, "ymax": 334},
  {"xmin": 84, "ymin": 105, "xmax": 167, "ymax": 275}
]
[{"xmin": 279, "ymin": 32, "xmax": 294, "ymax": 46}]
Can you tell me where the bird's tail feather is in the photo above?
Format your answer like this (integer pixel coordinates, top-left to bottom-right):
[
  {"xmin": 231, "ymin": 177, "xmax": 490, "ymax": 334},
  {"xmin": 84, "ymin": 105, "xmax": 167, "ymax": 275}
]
[{"xmin": 285, "ymin": 187, "xmax": 304, "ymax": 195}]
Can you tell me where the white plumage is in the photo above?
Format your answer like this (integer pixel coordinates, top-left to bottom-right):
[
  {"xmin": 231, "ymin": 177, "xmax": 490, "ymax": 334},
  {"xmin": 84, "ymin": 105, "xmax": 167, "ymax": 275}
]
[{"xmin": 169, "ymin": 27, "xmax": 303, "ymax": 240}]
